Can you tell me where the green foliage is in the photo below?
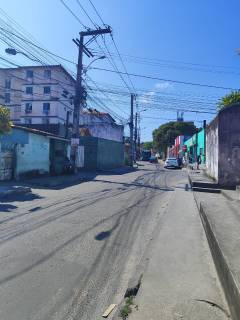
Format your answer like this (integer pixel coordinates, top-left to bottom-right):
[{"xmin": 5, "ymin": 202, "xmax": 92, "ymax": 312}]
[
  {"xmin": 153, "ymin": 121, "xmax": 197, "ymax": 155},
  {"xmin": 120, "ymin": 296, "xmax": 134, "ymax": 319},
  {"xmin": 0, "ymin": 106, "xmax": 12, "ymax": 134},
  {"xmin": 141, "ymin": 141, "xmax": 153, "ymax": 150},
  {"xmin": 218, "ymin": 90, "xmax": 240, "ymax": 110}
]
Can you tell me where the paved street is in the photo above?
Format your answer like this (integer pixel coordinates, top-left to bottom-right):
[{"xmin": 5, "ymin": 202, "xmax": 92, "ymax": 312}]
[{"xmin": 0, "ymin": 163, "xmax": 226, "ymax": 320}]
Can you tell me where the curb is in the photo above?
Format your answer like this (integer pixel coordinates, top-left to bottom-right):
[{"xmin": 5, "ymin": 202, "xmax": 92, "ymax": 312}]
[{"xmin": 193, "ymin": 194, "xmax": 240, "ymax": 320}]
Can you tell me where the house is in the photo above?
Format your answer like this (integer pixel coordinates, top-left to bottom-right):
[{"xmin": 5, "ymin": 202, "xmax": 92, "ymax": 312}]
[
  {"xmin": 0, "ymin": 125, "xmax": 70, "ymax": 180},
  {"xmin": 0, "ymin": 65, "xmax": 75, "ymax": 131},
  {"xmin": 79, "ymin": 108, "xmax": 124, "ymax": 142},
  {"xmin": 184, "ymin": 129, "xmax": 205, "ymax": 164},
  {"xmin": 75, "ymin": 109, "xmax": 124, "ymax": 170},
  {"xmin": 206, "ymin": 104, "xmax": 240, "ymax": 187}
]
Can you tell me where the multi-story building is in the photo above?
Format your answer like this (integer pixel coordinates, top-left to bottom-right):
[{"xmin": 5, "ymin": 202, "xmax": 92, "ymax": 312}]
[{"xmin": 0, "ymin": 65, "xmax": 75, "ymax": 126}]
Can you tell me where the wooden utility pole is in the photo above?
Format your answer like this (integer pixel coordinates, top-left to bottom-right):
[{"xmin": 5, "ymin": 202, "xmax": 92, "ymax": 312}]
[
  {"xmin": 72, "ymin": 27, "xmax": 111, "ymax": 170},
  {"xmin": 129, "ymin": 94, "xmax": 135, "ymax": 166}
]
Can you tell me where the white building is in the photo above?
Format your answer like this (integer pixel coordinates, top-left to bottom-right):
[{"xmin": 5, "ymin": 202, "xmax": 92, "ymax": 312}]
[
  {"xmin": 0, "ymin": 65, "xmax": 75, "ymax": 125},
  {"xmin": 79, "ymin": 108, "xmax": 124, "ymax": 142},
  {"xmin": 0, "ymin": 66, "xmax": 123, "ymax": 142}
]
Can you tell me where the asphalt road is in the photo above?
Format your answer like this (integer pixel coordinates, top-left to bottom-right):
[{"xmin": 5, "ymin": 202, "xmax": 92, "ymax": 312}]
[{"xmin": 0, "ymin": 163, "xmax": 187, "ymax": 320}]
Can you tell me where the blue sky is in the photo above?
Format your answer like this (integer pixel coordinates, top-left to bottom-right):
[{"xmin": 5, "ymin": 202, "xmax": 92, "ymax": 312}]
[{"xmin": 1, "ymin": 0, "xmax": 240, "ymax": 141}]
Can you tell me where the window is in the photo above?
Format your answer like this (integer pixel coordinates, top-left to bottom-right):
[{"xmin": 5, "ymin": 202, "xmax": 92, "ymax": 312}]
[
  {"xmin": 42, "ymin": 117, "xmax": 50, "ymax": 124},
  {"xmin": 14, "ymin": 106, "xmax": 21, "ymax": 113},
  {"xmin": 26, "ymin": 87, "xmax": 33, "ymax": 94},
  {"xmin": 25, "ymin": 118, "xmax": 32, "ymax": 124},
  {"xmin": 26, "ymin": 70, "xmax": 33, "ymax": 78},
  {"xmin": 43, "ymin": 102, "xmax": 50, "ymax": 113},
  {"xmin": 44, "ymin": 70, "xmax": 51, "ymax": 79},
  {"xmin": 25, "ymin": 103, "xmax": 32, "ymax": 113},
  {"xmin": 43, "ymin": 86, "xmax": 51, "ymax": 94},
  {"xmin": 5, "ymin": 79, "xmax": 11, "ymax": 89},
  {"xmin": 5, "ymin": 92, "xmax": 10, "ymax": 103}
]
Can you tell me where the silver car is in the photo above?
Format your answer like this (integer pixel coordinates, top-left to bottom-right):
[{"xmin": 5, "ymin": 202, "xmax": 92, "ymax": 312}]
[{"xmin": 164, "ymin": 157, "xmax": 179, "ymax": 168}]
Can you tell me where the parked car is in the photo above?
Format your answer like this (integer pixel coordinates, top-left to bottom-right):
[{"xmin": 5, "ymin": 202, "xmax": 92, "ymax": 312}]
[
  {"xmin": 164, "ymin": 157, "xmax": 180, "ymax": 169},
  {"xmin": 149, "ymin": 155, "xmax": 158, "ymax": 163}
]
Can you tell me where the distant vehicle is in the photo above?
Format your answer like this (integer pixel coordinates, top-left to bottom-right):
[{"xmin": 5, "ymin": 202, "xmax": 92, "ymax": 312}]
[
  {"xmin": 164, "ymin": 157, "xmax": 180, "ymax": 169},
  {"xmin": 141, "ymin": 150, "xmax": 151, "ymax": 161},
  {"xmin": 149, "ymin": 155, "xmax": 158, "ymax": 163}
]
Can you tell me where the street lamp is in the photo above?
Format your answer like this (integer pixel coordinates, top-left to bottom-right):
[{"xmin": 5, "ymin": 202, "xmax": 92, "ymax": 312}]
[
  {"xmin": 83, "ymin": 55, "xmax": 106, "ymax": 74},
  {"xmin": 5, "ymin": 47, "xmax": 40, "ymax": 63}
]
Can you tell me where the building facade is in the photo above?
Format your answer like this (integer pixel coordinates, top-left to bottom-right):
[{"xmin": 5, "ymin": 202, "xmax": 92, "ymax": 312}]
[
  {"xmin": 206, "ymin": 104, "xmax": 240, "ymax": 186},
  {"xmin": 184, "ymin": 129, "xmax": 205, "ymax": 164},
  {"xmin": 0, "ymin": 126, "xmax": 70, "ymax": 180},
  {"xmin": 0, "ymin": 65, "xmax": 75, "ymax": 126},
  {"xmin": 79, "ymin": 108, "xmax": 124, "ymax": 143}
]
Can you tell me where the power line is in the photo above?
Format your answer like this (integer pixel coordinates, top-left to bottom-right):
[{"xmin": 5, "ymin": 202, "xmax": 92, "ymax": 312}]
[
  {"xmin": 88, "ymin": 0, "xmax": 106, "ymax": 26},
  {"xmin": 90, "ymin": 66, "xmax": 239, "ymax": 90},
  {"xmin": 110, "ymin": 34, "xmax": 136, "ymax": 93},
  {"xmin": 90, "ymin": 48, "xmax": 240, "ymax": 72},
  {"xmin": 60, "ymin": 0, "xmax": 87, "ymax": 29},
  {"xmin": 76, "ymin": 0, "xmax": 98, "ymax": 27}
]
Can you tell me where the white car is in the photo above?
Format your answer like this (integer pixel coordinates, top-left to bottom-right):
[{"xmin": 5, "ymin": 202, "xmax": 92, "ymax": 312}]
[{"xmin": 164, "ymin": 157, "xmax": 179, "ymax": 169}]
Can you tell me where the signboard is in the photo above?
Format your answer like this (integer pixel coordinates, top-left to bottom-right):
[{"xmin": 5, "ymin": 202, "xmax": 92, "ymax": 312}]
[{"xmin": 71, "ymin": 138, "xmax": 79, "ymax": 147}]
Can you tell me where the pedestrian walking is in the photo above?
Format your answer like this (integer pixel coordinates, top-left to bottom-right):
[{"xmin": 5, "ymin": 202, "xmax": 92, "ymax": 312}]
[{"xmin": 196, "ymin": 154, "xmax": 202, "ymax": 170}]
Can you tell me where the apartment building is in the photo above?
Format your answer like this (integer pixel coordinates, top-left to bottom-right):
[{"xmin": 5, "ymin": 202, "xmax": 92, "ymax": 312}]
[{"xmin": 0, "ymin": 65, "xmax": 75, "ymax": 126}]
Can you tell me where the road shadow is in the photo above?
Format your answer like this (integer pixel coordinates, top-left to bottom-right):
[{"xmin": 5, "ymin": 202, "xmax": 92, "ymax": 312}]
[
  {"xmin": 0, "ymin": 192, "xmax": 43, "ymax": 203},
  {"xmin": 95, "ymin": 231, "xmax": 111, "ymax": 241},
  {"xmin": 93, "ymin": 178, "xmax": 174, "ymax": 192},
  {"xmin": 0, "ymin": 204, "xmax": 18, "ymax": 212}
]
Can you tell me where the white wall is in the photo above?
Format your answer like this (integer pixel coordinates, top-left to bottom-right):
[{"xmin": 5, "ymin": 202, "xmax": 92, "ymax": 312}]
[
  {"xmin": 206, "ymin": 120, "xmax": 218, "ymax": 181},
  {"xmin": 86, "ymin": 123, "xmax": 124, "ymax": 142}
]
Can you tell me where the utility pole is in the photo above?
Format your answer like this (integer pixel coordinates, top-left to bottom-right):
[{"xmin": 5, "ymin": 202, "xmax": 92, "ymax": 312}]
[
  {"xmin": 134, "ymin": 112, "xmax": 138, "ymax": 161},
  {"xmin": 72, "ymin": 27, "xmax": 111, "ymax": 170},
  {"xmin": 129, "ymin": 94, "xmax": 135, "ymax": 166}
]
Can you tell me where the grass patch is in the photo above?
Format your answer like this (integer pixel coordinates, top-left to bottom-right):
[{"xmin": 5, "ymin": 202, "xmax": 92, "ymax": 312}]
[{"xmin": 120, "ymin": 296, "xmax": 134, "ymax": 319}]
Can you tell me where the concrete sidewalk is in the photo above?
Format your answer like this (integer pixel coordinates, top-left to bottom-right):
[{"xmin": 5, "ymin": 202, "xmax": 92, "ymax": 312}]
[
  {"xmin": 128, "ymin": 188, "xmax": 230, "ymax": 320},
  {"xmin": 194, "ymin": 191, "xmax": 240, "ymax": 320}
]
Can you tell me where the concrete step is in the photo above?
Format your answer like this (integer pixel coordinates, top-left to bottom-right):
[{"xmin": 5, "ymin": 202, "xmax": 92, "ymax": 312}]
[
  {"xmin": 192, "ymin": 181, "xmax": 219, "ymax": 189},
  {"xmin": 192, "ymin": 186, "xmax": 221, "ymax": 193}
]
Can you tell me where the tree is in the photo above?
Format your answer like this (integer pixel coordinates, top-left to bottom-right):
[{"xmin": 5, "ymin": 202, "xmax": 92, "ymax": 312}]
[
  {"xmin": 153, "ymin": 121, "xmax": 197, "ymax": 155},
  {"xmin": 0, "ymin": 106, "xmax": 12, "ymax": 134},
  {"xmin": 141, "ymin": 141, "xmax": 153, "ymax": 150},
  {"xmin": 218, "ymin": 90, "xmax": 240, "ymax": 110}
]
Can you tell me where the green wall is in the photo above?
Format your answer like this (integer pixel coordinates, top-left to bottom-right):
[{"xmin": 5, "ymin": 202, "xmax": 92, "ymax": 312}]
[{"xmin": 79, "ymin": 136, "xmax": 124, "ymax": 170}]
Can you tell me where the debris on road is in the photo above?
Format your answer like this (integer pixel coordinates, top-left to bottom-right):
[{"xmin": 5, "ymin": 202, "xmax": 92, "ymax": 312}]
[{"xmin": 102, "ymin": 304, "xmax": 117, "ymax": 318}]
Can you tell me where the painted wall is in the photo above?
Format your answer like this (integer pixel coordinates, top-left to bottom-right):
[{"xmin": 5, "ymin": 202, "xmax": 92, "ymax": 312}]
[
  {"xmin": 218, "ymin": 105, "xmax": 240, "ymax": 186},
  {"xmin": 206, "ymin": 118, "xmax": 218, "ymax": 181},
  {"xmin": 86, "ymin": 124, "xmax": 124, "ymax": 143},
  {"xmin": 0, "ymin": 128, "xmax": 29, "ymax": 152},
  {"xmin": 97, "ymin": 138, "xmax": 124, "ymax": 169},
  {"xmin": 15, "ymin": 132, "xmax": 49, "ymax": 178},
  {"xmin": 197, "ymin": 129, "xmax": 205, "ymax": 163},
  {"xmin": 79, "ymin": 136, "xmax": 124, "ymax": 170}
]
